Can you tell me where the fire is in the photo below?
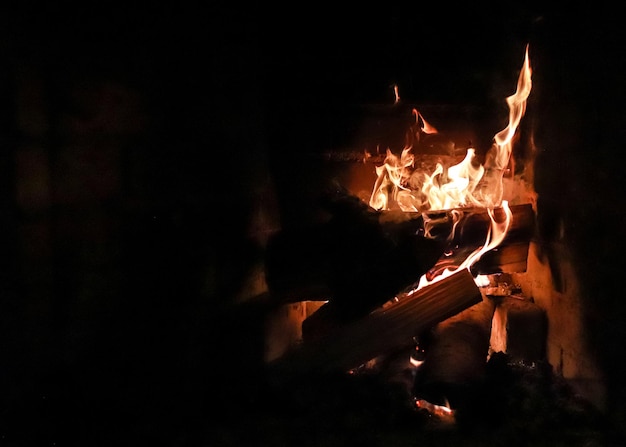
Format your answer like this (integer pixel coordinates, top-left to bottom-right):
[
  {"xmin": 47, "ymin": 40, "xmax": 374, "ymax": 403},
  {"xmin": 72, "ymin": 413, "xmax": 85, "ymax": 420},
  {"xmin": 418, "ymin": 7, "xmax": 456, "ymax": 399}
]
[
  {"xmin": 409, "ymin": 201, "xmax": 513, "ymax": 292},
  {"xmin": 369, "ymin": 147, "xmax": 415, "ymax": 211},
  {"xmin": 369, "ymin": 45, "xmax": 532, "ymax": 212},
  {"xmin": 421, "ymin": 148, "xmax": 485, "ymax": 210},
  {"xmin": 368, "ymin": 45, "xmax": 531, "ymax": 289}
]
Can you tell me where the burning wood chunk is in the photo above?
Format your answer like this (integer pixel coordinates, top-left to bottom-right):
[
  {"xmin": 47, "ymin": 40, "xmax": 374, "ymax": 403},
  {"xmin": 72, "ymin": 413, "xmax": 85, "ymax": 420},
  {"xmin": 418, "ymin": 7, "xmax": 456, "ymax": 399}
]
[{"xmin": 489, "ymin": 295, "xmax": 547, "ymax": 364}]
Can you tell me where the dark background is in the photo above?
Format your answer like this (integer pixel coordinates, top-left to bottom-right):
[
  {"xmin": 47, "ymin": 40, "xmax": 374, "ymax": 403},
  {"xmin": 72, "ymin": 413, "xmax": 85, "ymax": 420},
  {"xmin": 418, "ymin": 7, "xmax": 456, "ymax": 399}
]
[{"xmin": 0, "ymin": 3, "xmax": 625, "ymax": 445}]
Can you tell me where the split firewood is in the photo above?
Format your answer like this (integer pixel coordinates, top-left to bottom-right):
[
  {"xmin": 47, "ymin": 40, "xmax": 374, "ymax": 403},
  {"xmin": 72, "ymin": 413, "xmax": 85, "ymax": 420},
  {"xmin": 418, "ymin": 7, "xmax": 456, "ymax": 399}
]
[
  {"xmin": 412, "ymin": 288, "xmax": 496, "ymax": 409},
  {"xmin": 269, "ymin": 268, "xmax": 482, "ymax": 374}
]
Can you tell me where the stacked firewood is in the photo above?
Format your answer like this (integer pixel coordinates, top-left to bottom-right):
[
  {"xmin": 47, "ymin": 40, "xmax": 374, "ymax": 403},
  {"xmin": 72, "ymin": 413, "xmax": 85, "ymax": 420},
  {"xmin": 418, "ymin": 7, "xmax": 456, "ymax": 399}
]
[{"xmin": 264, "ymin": 188, "xmax": 538, "ymax": 392}]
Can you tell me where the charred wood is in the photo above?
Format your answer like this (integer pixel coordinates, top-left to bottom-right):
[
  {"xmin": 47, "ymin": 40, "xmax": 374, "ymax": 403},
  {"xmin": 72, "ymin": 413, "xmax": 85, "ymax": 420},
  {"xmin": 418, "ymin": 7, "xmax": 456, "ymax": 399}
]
[
  {"xmin": 265, "ymin": 187, "xmax": 534, "ymax": 319},
  {"xmin": 265, "ymin": 188, "xmax": 447, "ymax": 319}
]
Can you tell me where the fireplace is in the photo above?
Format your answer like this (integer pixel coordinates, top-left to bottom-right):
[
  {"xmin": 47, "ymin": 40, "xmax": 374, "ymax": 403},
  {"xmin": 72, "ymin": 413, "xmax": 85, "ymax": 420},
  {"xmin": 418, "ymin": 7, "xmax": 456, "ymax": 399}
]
[
  {"xmin": 260, "ymin": 41, "xmax": 602, "ymax": 416},
  {"xmin": 243, "ymin": 7, "xmax": 624, "ymax": 445},
  {"xmin": 4, "ymin": 4, "xmax": 626, "ymax": 446}
]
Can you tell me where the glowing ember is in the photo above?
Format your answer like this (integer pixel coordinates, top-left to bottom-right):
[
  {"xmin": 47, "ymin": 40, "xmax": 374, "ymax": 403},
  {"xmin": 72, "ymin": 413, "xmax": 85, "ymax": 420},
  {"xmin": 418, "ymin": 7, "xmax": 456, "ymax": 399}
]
[{"xmin": 414, "ymin": 398, "xmax": 456, "ymax": 423}]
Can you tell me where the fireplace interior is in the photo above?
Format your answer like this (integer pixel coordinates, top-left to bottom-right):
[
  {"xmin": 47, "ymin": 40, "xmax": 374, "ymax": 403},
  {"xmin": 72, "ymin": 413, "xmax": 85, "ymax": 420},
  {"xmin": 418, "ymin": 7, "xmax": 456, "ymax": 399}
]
[{"xmin": 2, "ymin": 3, "xmax": 626, "ymax": 446}]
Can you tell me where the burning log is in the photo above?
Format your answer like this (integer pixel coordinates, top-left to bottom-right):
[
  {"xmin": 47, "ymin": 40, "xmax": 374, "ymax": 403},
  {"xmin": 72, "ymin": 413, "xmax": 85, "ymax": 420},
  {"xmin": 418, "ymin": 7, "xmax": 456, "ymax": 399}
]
[{"xmin": 269, "ymin": 268, "xmax": 482, "ymax": 374}]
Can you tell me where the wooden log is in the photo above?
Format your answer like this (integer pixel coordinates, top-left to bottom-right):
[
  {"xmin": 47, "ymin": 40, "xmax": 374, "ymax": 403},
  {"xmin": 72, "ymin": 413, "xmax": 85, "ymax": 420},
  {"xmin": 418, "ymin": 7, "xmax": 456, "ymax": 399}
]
[
  {"xmin": 416, "ymin": 202, "xmax": 535, "ymax": 248},
  {"xmin": 269, "ymin": 268, "xmax": 482, "ymax": 374},
  {"xmin": 422, "ymin": 203, "xmax": 534, "ymax": 279},
  {"xmin": 265, "ymin": 186, "xmax": 534, "ymax": 327},
  {"xmin": 413, "ymin": 289, "xmax": 496, "ymax": 408},
  {"xmin": 265, "ymin": 189, "xmax": 448, "ymax": 318}
]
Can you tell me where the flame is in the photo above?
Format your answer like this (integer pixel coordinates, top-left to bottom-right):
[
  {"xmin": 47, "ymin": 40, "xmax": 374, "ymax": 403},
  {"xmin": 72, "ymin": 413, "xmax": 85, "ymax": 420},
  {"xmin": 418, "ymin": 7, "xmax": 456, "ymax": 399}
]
[
  {"xmin": 368, "ymin": 147, "xmax": 415, "ymax": 211},
  {"xmin": 495, "ymin": 45, "xmax": 532, "ymax": 155},
  {"xmin": 369, "ymin": 45, "xmax": 532, "ymax": 212},
  {"xmin": 474, "ymin": 274, "xmax": 491, "ymax": 288},
  {"xmin": 367, "ymin": 46, "xmax": 531, "ymax": 287},
  {"xmin": 474, "ymin": 44, "xmax": 533, "ymax": 207},
  {"xmin": 412, "ymin": 108, "xmax": 438, "ymax": 135},
  {"xmin": 408, "ymin": 201, "xmax": 513, "ymax": 293},
  {"xmin": 421, "ymin": 149, "xmax": 485, "ymax": 210},
  {"xmin": 393, "ymin": 84, "xmax": 401, "ymax": 104}
]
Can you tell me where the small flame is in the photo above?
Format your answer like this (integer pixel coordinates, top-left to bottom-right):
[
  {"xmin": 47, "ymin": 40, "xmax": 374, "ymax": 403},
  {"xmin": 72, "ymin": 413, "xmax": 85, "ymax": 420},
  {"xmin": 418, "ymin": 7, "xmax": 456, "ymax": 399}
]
[
  {"xmin": 412, "ymin": 108, "xmax": 438, "ymax": 135},
  {"xmin": 393, "ymin": 84, "xmax": 401, "ymax": 104}
]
